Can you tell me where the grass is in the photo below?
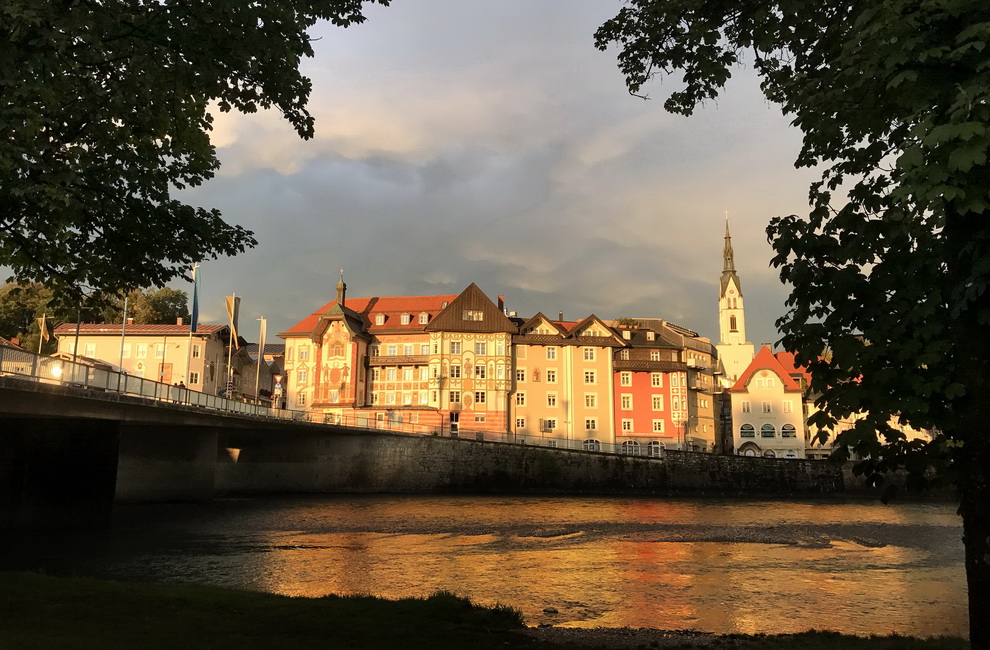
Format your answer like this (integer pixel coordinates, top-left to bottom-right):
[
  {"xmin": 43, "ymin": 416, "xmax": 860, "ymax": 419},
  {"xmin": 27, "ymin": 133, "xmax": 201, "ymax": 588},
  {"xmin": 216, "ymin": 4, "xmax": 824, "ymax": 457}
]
[{"xmin": 0, "ymin": 572, "xmax": 970, "ymax": 649}]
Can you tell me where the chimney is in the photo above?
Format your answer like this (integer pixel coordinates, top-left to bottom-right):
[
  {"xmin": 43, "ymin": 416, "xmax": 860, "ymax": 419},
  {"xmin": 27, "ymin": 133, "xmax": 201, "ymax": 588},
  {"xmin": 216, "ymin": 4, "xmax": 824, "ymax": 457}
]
[
  {"xmin": 177, "ymin": 317, "xmax": 183, "ymax": 326},
  {"xmin": 498, "ymin": 295, "xmax": 505, "ymax": 312},
  {"xmin": 127, "ymin": 317, "xmax": 134, "ymax": 325},
  {"xmin": 558, "ymin": 311, "xmax": 564, "ymax": 321}
]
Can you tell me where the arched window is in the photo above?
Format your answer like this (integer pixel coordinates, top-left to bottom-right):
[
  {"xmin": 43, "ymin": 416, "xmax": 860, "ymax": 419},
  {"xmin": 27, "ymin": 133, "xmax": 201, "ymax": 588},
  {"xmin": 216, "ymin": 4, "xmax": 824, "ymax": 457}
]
[
  {"xmin": 740, "ymin": 424, "xmax": 756, "ymax": 438},
  {"xmin": 582, "ymin": 439, "xmax": 601, "ymax": 452},
  {"xmin": 329, "ymin": 341, "xmax": 345, "ymax": 358},
  {"xmin": 621, "ymin": 440, "xmax": 641, "ymax": 456},
  {"xmin": 647, "ymin": 441, "xmax": 664, "ymax": 457},
  {"xmin": 729, "ymin": 315, "xmax": 738, "ymax": 331},
  {"xmin": 763, "ymin": 450, "xmax": 777, "ymax": 458},
  {"xmin": 781, "ymin": 424, "xmax": 797, "ymax": 438},
  {"xmin": 785, "ymin": 450, "xmax": 798, "ymax": 458},
  {"xmin": 761, "ymin": 424, "xmax": 776, "ymax": 438}
]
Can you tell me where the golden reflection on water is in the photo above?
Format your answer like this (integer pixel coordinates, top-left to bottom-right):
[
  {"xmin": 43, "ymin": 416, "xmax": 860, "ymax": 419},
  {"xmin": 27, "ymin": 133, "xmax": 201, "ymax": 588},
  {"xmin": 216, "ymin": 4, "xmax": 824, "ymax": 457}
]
[{"xmin": 245, "ymin": 496, "xmax": 966, "ymax": 638}]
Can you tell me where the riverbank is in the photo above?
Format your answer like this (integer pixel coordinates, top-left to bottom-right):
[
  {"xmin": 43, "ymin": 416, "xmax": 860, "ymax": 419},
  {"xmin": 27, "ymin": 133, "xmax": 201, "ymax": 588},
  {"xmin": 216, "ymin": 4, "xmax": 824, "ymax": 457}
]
[{"xmin": 0, "ymin": 572, "xmax": 968, "ymax": 649}]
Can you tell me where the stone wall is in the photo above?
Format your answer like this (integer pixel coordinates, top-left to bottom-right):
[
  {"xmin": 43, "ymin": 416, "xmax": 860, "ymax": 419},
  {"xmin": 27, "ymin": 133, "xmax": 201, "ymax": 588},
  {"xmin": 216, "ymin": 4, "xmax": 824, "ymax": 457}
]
[{"xmin": 216, "ymin": 429, "xmax": 846, "ymax": 496}]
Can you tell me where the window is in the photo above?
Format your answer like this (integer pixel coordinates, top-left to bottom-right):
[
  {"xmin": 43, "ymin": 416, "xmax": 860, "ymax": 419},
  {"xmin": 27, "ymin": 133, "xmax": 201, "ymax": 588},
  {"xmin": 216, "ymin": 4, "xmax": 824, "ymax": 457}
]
[
  {"xmin": 621, "ymin": 440, "xmax": 641, "ymax": 455},
  {"xmin": 543, "ymin": 418, "xmax": 557, "ymax": 431},
  {"xmin": 740, "ymin": 424, "xmax": 756, "ymax": 438},
  {"xmin": 618, "ymin": 349, "xmax": 629, "ymax": 360},
  {"xmin": 547, "ymin": 439, "xmax": 558, "ymax": 448},
  {"xmin": 475, "ymin": 391, "xmax": 486, "ymax": 404},
  {"xmin": 763, "ymin": 449, "xmax": 777, "ymax": 458},
  {"xmin": 546, "ymin": 369, "xmax": 557, "ymax": 383},
  {"xmin": 296, "ymin": 393, "xmax": 306, "ymax": 406},
  {"xmin": 546, "ymin": 347, "xmax": 557, "ymax": 360},
  {"xmin": 761, "ymin": 424, "xmax": 776, "ymax": 438},
  {"xmin": 583, "ymin": 439, "xmax": 601, "ymax": 452},
  {"xmin": 651, "ymin": 373, "xmax": 663, "ymax": 388},
  {"xmin": 419, "ymin": 367, "xmax": 429, "ymax": 381},
  {"xmin": 652, "ymin": 420, "xmax": 665, "ymax": 433},
  {"xmin": 403, "ymin": 367, "xmax": 414, "ymax": 381},
  {"xmin": 84, "ymin": 343, "xmax": 96, "ymax": 357},
  {"xmin": 462, "ymin": 309, "xmax": 484, "ymax": 321},
  {"xmin": 370, "ymin": 346, "xmax": 380, "ymax": 357},
  {"xmin": 403, "ymin": 393, "xmax": 413, "ymax": 405},
  {"xmin": 742, "ymin": 401, "xmax": 751, "ymax": 413},
  {"xmin": 404, "ymin": 344, "xmax": 414, "ymax": 355},
  {"xmin": 730, "ymin": 315, "xmax": 738, "ymax": 331},
  {"xmin": 400, "ymin": 314, "xmax": 411, "ymax": 325},
  {"xmin": 647, "ymin": 441, "xmax": 664, "ymax": 457},
  {"xmin": 516, "ymin": 417, "xmax": 526, "ymax": 429},
  {"xmin": 421, "ymin": 344, "xmax": 430, "ymax": 355},
  {"xmin": 192, "ymin": 344, "xmax": 201, "ymax": 359},
  {"xmin": 122, "ymin": 343, "xmax": 131, "ymax": 358},
  {"xmin": 585, "ymin": 393, "xmax": 597, "ymax": 408},
  {"xmin": 299, "ymin": 347, "xmax": 309, "ymax": 360},
  {"xmin": 419, "ymin": 313, "xmax": 429, "ymax": 324},
  {"xmin": 475, "ymin": 342, "xmax": 487, "ymax": 355},
  {"xmin": 650, "ymin": 350, "xmax": 661, "ymax": 361},
  {"xmin": 371, "ymin": 392, "xmax": 379, "ymax": 404},
  {"xmin": 418, "ymin": 390, "xmax": 428, "ymax": 404},
  {"xmin": 583, "ymin": 370, "xmax": 597, "ymax": 384},
  {"xmin": 671, "ymin": 373, "xmax": 680, "ymax": 386},
  {"xmin": 497, "ymin": 342, "xmax": 505, "ymax": 355},
  {"xmin": 154, "ymin": 344, "xmax": 165, "ymax": 358},
  {"xmin": 450, "ymin": 341, "xmax": 461, "ymax": 354},
  {"xmin": 297, "ymin": 369, "xmax": 308, "ymax": 383},
  {"xmin": 450, "ymin": 365, "xmax": 461, "ymax": 378},
  {"xmin": 583, "ymin": 347, "xmax": 595, "ymax": 361},
  {"xmin": 620, "ymin": 372, "xmax": 632, "ymax": 386},
  {"xmin": 449, "ymin": 390, "xmax": 461, "ymax": 404},
  {"xmin": 497, "ymin": 366, "xmax": 504, "ymax": 379},
  {"xmin": 763, "ymin": 401, "xmax": 773, "ymax": 413},
  {"xmin": 673, "ymin": 397, "xmax": 681, "ymax": 411},
  {"xmin": 385, "ymin": 393, "xmax": 395, "ymax": 405},
  {"xmin": 516, "ymin": 392, "xmax": 526, "ymax": 406},
  {"xmin": 189, "ymin": 372, "xmax": 200, "ymax": 385},
  {"xmin": 547, "ymin": 393, "xmax": 557, "ymax": 407},
  {"xmin": 387, "ymin": 344, "xmax": 398, "ymax": 356},
  {"xmin": 386, "ymin": 368, "xmax": 397, "ymax": 381},
  {"xmin": 330, "ymin": 341, "xmax": 345, "ymax": 357},
  {"xmin": 516, "ymin": 369, "xmax": 526, "ymax": 382},
  {"xmin": 621, "ymin": 394, "xmax": 632, "ymax": 410},
  {"xmin": 622, "ymin": 330, "xmax": 631, "ymax": 340},
  {"xmin": 652, "ymin": 396, "xmax": 664, "ymax": 411},
  {"xmin": 474, "ymin": 415, "xmax": 486, "ymax": 423},
  {"xmin": 783, "ymin": 401, "xmax": 794, "ymax": 413},
  {"xmin": 646, "ymin": 331, "xmax": 655, "ymax": 341},
  {"xmin": 375, "ymin": 314, "xmax": 385, "ymax": 325},
  {"xmin": 621, "ymin": 419, "xmax": 633, "ymax": 432},
  {"xmin": 372, "ymin": 368, "xmax": 381, "ymax": 381},
  {"xmin": 782, "ymin": 424, "xmax": 797, "ymax": 438},
  {"xmin": 286, "ymin": 347, "xmax": 293, "ymax": 361},
  {"xmin": 475, "ymin": 365, "xmax": 486, "ymax": 379}
]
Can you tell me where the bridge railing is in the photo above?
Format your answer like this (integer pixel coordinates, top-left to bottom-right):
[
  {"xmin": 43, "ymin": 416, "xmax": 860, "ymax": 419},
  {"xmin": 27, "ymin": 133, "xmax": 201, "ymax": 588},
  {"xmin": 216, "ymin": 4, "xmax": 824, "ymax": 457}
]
[{"xmin": 0, "ymin": 346, "xmax": 299, "ymax": 421}]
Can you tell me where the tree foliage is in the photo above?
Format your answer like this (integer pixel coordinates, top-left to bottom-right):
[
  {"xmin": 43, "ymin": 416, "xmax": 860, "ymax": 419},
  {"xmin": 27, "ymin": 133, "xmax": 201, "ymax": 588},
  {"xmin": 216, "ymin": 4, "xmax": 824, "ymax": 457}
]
[
  {"xmin": 0, "ymin": 0, "xmax": 387, "ymax": 303},
  {"xmin": 0, "ymin": 282, "xmax": 55, "ymax": 352},
  {"xmin": 597, "ymin": 0, "xmax": 990, "ymax": 644}
]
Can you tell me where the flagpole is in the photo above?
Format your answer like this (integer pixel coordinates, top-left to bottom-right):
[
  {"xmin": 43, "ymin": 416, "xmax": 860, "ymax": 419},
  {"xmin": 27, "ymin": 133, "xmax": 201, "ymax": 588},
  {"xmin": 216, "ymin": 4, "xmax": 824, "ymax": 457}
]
[
  {"xmin": 117, "ymin": 297, "xmax": 128, "ymax": 392},
  {"xmin": 225, "ymin": 291, "xmax": 236, "ymax": 397},
  {"xmin": 185, "ymin": 263, "xmax": 200, "ymax": 389},
  {"xmin": 255, "ymin": 317, "xmax": 266, "ymax": 406},
  {"xmin": 37, "ymin": 313, "xmax": 46, "ymax": 354}
]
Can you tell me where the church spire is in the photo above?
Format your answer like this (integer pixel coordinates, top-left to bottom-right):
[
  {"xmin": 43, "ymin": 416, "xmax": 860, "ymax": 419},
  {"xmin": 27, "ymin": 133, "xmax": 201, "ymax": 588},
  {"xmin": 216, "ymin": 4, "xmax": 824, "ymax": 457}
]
[{"xmin": 719, "ymin": 213, "xmax": 742, "ymax": 298}]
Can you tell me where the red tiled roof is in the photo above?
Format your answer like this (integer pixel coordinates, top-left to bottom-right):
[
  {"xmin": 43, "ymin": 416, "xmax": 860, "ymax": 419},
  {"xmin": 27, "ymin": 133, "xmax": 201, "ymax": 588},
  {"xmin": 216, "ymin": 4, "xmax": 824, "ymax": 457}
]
[
  {"xmin": 53, "ymin": 323, "xmax": 226, "ymax": 336},
  {"xmin": 730, "ymin": 345, "xmax": 804, "ymax": 392},
  {"xmin": 280, "ymin": 294, "xmax": 460, "ymax": 336},
  {"xmin": 773, "ymin": 350, "xmax": 813, "ymax": 385}
]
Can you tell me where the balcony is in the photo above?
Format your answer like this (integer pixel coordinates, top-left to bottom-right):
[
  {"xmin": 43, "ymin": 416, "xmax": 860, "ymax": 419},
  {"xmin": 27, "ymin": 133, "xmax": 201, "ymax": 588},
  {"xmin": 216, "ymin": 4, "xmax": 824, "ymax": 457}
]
[{"xmin": 368, "ymin": 355, "xmax": 428, "ymax": 366}]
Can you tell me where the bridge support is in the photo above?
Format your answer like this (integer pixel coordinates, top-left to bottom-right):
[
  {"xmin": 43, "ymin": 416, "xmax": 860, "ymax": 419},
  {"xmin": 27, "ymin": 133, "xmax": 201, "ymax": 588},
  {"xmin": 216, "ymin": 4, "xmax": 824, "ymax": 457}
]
[
  {"xmin": 116, "ymin": 425, "xmax": 219, "ymax": 502},
  {"xmin": 0, "ymin": 417, "xmax": 119, "ymax": 529}
]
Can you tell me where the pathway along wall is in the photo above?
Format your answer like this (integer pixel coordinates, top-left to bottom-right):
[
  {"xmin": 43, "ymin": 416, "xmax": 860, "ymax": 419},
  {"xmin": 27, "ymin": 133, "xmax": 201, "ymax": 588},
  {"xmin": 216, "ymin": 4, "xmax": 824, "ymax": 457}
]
[{"xmin": 216, "ymin": 430, "xmax": 846, "ymax": 496}]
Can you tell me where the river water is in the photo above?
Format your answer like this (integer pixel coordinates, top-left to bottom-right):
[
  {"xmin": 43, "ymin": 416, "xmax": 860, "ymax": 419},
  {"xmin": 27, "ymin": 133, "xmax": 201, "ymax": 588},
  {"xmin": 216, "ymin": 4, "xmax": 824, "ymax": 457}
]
[{"xmin": 1, "ymin": 495, "xmax": 967, "ymax": 638}]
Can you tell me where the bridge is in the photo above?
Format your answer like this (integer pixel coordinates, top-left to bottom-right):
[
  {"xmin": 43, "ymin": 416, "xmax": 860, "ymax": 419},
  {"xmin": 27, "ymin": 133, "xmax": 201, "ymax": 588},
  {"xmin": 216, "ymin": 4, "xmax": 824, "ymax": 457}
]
[{"xmin": 0, "ymin": 347, "xmax": 847, "ymax": 530}]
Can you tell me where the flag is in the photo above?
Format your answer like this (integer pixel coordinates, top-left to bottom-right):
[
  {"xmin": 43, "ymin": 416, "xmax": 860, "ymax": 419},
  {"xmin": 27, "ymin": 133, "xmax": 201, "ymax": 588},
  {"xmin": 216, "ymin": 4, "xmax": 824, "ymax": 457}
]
[
  {"xmin": 190, "ymin": 264, "xmax": 200, "ymax": 333},
  {"xmin": 225, "ymin": 295, "xmax": 240, "ymax": 349},
  {"xmin": 37, "ymin": 314, "xmax": 53, "ymax": 341}
]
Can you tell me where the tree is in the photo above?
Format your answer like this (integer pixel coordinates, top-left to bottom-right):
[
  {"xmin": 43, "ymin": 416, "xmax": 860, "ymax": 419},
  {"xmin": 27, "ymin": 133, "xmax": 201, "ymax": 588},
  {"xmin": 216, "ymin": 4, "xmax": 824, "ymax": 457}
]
[
  {"xmin": 103, "ymin": 287, "xmax": 190, "ymax": 325},
  {"xmin": 0, "ymin": 282, "xmax": 56, "ymax": 353},
  {"xmin": 596, "ymin": 0, "xmax": 990, "ymax": 643},
  {"xmin": 1, "ymin": 0, "xmax": 387, "ymax": 304}
]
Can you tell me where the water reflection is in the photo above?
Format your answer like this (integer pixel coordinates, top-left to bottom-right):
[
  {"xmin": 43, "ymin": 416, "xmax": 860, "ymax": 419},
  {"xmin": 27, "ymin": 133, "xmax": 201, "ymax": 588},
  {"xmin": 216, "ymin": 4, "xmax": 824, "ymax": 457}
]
[{"xmin": 0, "ymin": 495, "xmax": 967, "ymax": 637}]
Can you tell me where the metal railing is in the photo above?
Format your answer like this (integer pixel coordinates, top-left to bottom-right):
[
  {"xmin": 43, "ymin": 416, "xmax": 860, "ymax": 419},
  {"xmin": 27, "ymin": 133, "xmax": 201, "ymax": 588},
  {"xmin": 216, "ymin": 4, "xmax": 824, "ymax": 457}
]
[
  {"xmin": 0, "ymin": 346, "xmax": 666, "ymax": 458},
  {"xmin": 0, "ymin": 346, "xmax": 298, "ymax": 421}
]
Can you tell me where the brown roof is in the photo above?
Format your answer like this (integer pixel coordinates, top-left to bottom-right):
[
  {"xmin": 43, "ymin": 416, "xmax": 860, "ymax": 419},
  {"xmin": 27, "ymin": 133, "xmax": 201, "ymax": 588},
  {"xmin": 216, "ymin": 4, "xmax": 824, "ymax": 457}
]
[
  {"xmin": 53, "ymin": 323, "xmax": 227, "ymax": 337},
  {"xmin": 279, "ymin": 294, "xmax": 459, "ymax": 337}
]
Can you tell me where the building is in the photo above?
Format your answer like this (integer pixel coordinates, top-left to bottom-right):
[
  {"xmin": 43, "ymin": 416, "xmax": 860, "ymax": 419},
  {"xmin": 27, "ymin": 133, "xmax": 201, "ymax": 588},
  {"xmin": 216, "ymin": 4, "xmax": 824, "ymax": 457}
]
[
  {"xmin": 715, "ymin": 218, "xmax": 755, "ymax": 385},
  {"xmin": 53, "ymin": 321, "xmax": 233, "ymax": 395},
  {"xmin": 729, "ymin": 346, "xmax": 808, "ymax": 458}
]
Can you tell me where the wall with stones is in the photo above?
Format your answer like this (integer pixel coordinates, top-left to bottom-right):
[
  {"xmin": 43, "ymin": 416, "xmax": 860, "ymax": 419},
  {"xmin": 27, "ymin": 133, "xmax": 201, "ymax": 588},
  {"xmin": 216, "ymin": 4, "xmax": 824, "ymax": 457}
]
[{"xmin": 216, "ymin": 430, "xmax": 846, "ymax": 496}]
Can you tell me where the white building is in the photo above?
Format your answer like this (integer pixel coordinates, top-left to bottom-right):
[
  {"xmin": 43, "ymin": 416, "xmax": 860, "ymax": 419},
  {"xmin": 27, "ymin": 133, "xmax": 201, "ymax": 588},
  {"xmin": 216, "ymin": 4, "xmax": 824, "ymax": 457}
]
[
  {"xmin": 715, "ymin": 218, "xmax": 755, "ymax": 385},
  {"xmin": 729, "ymin": 346, "xmax": 808, "ymax": 458}
]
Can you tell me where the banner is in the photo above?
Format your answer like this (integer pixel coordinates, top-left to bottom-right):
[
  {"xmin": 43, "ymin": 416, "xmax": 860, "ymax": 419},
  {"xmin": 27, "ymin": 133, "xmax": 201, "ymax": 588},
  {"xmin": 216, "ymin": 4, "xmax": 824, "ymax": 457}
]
[
  {"xmin": 190, "ymin": 264, "xmax": 200, "ymax": 333},
  {"xmin": 225, "ymin": 295, "xmax": 240, "ymax": 349},
  {"xmin": 37, "ymin": 314, "xmax": 52, "ymax": 341}
]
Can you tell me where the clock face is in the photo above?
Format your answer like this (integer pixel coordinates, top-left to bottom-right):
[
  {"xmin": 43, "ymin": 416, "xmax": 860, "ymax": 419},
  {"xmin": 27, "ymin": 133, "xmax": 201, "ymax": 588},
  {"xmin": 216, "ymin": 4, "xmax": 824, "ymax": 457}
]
[{"xmin": 729, "ymin": 290, "xmax": 735, "ymax": 295}]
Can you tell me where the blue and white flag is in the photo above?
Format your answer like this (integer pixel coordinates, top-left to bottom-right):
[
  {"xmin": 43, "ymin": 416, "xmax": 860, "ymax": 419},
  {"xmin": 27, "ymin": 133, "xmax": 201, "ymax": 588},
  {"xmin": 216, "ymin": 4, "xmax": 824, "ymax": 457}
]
[{"xmin": 190, "ymin": 264, "xmax": 200, "ymax": 333}]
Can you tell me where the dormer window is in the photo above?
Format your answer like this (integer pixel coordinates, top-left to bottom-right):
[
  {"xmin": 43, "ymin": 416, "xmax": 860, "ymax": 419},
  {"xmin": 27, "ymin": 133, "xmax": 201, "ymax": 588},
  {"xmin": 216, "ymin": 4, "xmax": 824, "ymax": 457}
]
[
  {"xmin": 441, "ymin": 301, "xmax": 448, "ymax": 309},
  {"xmin": 419, "ymin": 313, "xmax": 429, "ymax": 324},
  {"xmin": 375, "ymin": 314, "xmax": 385, "ymax": 326},
  {"xmin": 400, "ymin": 314, "xmax": 411, "ymax": 325},
  {"xmin": 622, "ymin": 331, "xmax": 631, "ymax": 340},
  {"xmin": 462, "ymin": 309, "xmax": 483, "ymax": 321},
  {"xmin": 646, "ymin": 331, "xmax": 655, "ymax": 341}
]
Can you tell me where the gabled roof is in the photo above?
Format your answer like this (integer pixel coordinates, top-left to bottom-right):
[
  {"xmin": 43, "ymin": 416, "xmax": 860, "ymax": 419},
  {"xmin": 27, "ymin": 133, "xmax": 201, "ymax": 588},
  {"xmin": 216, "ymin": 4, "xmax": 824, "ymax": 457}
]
[
  {"xmin": 565, "ymin": 314, "xmax": 626, "ymax": 346},
  {"xmin": 279, "ymin": 292, "xmax": 462, "ymax": 338},
  {"xmin": 729, "ymin": 345, "xmax": 804, "ymax": 392},
  {"xmin": 518, "ymin": 313, "xmax": 569, "ymax": 336},
  {"xmin": 424, "ymin": 283, "xmax": 516, "ymax": 333}
]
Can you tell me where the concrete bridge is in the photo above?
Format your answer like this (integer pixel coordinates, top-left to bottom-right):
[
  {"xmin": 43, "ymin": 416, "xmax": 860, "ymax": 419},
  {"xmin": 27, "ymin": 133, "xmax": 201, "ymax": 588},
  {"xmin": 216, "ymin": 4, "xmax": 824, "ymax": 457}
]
[{"xmin": 1, "ymin": 354, "xmax": 849, "ymax": 530}]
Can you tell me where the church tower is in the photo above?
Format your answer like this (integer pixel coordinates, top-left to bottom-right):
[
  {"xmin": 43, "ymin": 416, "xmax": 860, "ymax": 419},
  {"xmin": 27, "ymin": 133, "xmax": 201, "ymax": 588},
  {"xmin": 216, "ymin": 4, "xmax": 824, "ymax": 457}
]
[{"xmin": 716, "ymin": 216, "xmax": 755, "ymax": 383}]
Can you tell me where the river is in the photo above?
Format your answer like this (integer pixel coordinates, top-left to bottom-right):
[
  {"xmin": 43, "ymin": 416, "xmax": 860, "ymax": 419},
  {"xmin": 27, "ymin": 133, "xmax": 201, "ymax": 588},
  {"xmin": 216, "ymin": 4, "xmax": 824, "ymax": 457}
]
[{"xmin": 0, "ymin": 495, "xmax": 967, "ymax": 638}]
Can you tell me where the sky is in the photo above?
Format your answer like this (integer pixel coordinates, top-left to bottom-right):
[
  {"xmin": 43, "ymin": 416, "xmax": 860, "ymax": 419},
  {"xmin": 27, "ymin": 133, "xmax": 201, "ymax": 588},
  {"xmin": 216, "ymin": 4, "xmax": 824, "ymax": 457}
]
[{"xmin": 177, "ymin": 0, "xmax": 822, "ymax": 348}]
